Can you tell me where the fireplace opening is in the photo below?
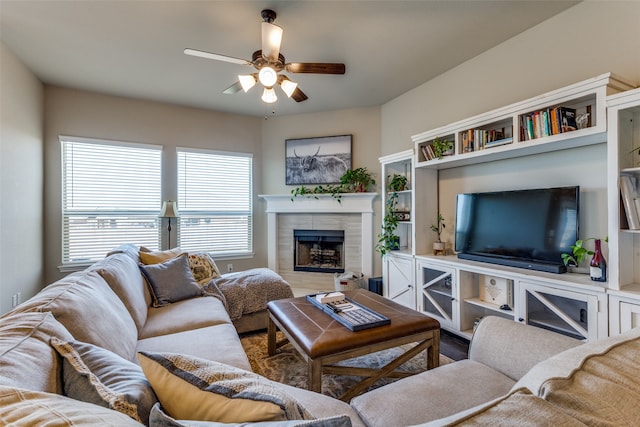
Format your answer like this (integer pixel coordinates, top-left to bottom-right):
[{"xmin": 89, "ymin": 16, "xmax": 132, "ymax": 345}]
[{"xmin": 294, "ymin": 229, "xmax": 345, "ymax": 273}]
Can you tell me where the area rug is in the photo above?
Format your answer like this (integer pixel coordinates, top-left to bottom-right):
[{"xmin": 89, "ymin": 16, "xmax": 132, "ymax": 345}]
[{"xmin": 240, "ymin": 331, "xmax": 453, "ymax": 399}]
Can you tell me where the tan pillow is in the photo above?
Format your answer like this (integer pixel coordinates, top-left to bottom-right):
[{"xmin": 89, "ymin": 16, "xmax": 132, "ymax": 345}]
[
  {"xmin": 138, "ymin": 352, "xmax": 311, "ymax": 423},
  {"xmin": 188, "ymin": 252, "xmax": 221, "ymax": 285},
  {"xmin": 139, "ymin": 248, "xmax": 183, "ymax": 265}
]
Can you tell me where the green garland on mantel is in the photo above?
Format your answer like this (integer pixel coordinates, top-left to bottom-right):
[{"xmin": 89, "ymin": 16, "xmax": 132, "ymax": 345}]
[{"xmin": 290, "ymin": 167, "xmax": 376, "ymax": 203}]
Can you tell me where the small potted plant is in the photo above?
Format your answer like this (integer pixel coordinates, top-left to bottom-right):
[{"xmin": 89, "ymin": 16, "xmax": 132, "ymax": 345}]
[
  {"xmin": 432, "ymin": 137, "xmax": 454, "ymax": 159},
  {"xmin": 561, "ymin": 237, "xmax": 607, "ymax": 274},
  {"xmin": 340, "ymin": 167, "xmax": 376, "ymax": 193},
  {"xmin": 431, "ymin": 213, "xmax": 446, "ymax": 255},
  {"xmin": 376, "ymin": 193, "xmax": 400, "ymax": 255},
  {"xmin": 388, "ymin": 174, "xmax": 408, "ymax": 192}
]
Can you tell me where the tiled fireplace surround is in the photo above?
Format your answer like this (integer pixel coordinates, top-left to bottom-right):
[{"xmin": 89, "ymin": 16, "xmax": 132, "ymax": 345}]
[{"xmin": 259, "ymin": 193, "xmax": 377, "ymax": 292}]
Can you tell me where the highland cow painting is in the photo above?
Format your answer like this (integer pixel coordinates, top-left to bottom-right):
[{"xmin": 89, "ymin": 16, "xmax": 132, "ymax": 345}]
[{"xmin": 285, "ymin": 135, "xmax": 352, "ymax": 185}]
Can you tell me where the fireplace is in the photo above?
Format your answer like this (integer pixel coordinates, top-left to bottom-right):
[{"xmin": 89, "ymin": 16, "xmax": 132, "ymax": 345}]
[{"xmin": 294, "ymin": 229, "xmax": 345, "ymax": 273}]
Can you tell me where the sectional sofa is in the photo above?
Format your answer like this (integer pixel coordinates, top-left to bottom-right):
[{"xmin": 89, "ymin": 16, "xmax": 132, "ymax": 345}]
[{"xmin": 1, "ymin": 245, "xmax": 640, "ymax": 426}]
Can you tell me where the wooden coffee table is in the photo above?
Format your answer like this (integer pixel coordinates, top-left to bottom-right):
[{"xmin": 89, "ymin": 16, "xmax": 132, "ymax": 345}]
[{"xmin": 267, "ymin": 288, "xmax": 440, "ymax": 401}]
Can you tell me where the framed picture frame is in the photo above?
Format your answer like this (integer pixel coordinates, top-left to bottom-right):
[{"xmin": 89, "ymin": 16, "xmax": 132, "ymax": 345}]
[{"xmin": 285, "ymin": 135, "xmax": 352, "ymax": 185}]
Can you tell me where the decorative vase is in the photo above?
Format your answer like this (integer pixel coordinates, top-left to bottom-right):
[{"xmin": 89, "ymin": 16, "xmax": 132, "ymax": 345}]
[
  {"xmin": 589, "ymin": 239, "xmax": 607, "ymax": 282},
  {"xmin": 433, "ymin": 241, "xmax": 446, "ymax": 255}
]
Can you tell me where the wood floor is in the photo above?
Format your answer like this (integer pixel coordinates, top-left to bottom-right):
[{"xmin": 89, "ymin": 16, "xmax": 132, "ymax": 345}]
[{"xmin": 439, "ymin": 329, "xmax": 469, "ymax": 361}]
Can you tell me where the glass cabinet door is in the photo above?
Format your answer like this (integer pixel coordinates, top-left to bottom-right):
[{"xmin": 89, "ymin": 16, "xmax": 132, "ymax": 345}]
[
  {"xmin": 519, "ymin": 281, "xmax": 598, "ymax": 341},
  {"xmin": 417, "ymin": 261, "xmax": 456, "ymax": 330}
]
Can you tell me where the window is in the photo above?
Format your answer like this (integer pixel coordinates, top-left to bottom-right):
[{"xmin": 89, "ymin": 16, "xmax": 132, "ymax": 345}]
[
  {"xmin": 177, "ymin": 148, "xmax": 253, "ymax": 256},
  {"xmin": 61, "ymin": 136, "xmax": 162, "ymax": 265}
]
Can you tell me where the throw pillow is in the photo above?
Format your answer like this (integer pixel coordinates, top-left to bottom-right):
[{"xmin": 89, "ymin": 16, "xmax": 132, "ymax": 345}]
[
  {"xmin": 138, "ymin": 352, "xmax": 312, "ymax": 423},
  {"xmin": 139, "ymin": 253, "xmax": 204, "ymax": 307},
  {"xmin": 188, "ymin": 252, "xmax": 222, "ymax": 285},
  {"xmin": 140, "ymin": 247, "xmax": 183, "ymax": 265},
  {"xmin": 0, "ymin": 385, "xmax": 142, "ymax": 426},
  {"xmin": 50, "ymin": 337, "xmax": 158, "ymax": 425},
  {"xmin": 149, "ymin": 402, "xmax": 353, "ymax": 427}
]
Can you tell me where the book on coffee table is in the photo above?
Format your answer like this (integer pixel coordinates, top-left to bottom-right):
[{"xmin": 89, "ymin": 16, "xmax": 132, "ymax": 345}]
[{"xmin": 306, "ymin": 293, "xmax": 391, "ymax": 331}]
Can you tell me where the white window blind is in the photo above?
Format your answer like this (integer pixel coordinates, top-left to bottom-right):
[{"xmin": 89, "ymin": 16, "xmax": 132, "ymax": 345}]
[
  {"xmin": 61, "ymin": 136, "xmax": 162, "ymax": 265},
  {"xmin": 177, "ymin": 148, "xmax": 253, "ymax": 256}
]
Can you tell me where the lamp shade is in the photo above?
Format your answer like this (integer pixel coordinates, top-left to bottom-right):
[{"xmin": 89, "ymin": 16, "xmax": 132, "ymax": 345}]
[
  {"xmin": 280, "ymin": 78, "xmax": 298, "ymax": 98},
  {"xmin": 261, "ymin": 87, "xmax": 278, "ymax": 104},
  {"xmin": 238, "ymin": 74, "xmax": 257, "ymax": 93},
  {"xmin": 159, "ymin": 200, "xmax": 179, "ymax": 218}
]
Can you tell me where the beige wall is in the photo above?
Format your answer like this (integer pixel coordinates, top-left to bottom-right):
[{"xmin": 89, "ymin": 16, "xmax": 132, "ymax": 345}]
[
  {"xmin": 0, "ymin": 41, "xmax": 44, "ymax": 314},
  {"xmin": 260, "ymin": 107, "xmax": 383, "ymax": 275},
  {"xmin": 381, "ymin": 1, "xmax": 640, "ymax": 248},
  {"xmin": 43, "ymin": 87, "xmax": 263, "ymax": 283}
]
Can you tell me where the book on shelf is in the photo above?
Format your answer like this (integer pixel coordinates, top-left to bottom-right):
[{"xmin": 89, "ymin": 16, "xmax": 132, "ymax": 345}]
[
  {"xmin": 520, "ymin": 106, "xmax": 579, "ymax": 141},
  {"xmin": 460, "ymin": 127, "xmax": 512, "ymax": 152},
  {"xmin": 620, "ymin": 175, "xmax": 640, "ymax": 229}
]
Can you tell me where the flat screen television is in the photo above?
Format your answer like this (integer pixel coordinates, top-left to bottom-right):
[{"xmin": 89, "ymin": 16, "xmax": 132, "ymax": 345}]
[{"xmin": 455, "ymin": 186, "xmax": 579, "ymax": 273}]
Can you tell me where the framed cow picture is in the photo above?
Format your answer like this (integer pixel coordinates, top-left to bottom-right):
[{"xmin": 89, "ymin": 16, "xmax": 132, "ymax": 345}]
[{"xmin": 285, "ymin": 135, "xmax": 352, "ymax": 185}]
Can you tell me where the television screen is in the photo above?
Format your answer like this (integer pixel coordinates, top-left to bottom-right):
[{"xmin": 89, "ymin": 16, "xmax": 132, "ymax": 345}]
[{"xmin": 455, "ymin": 186, "xmax": 579, "ymax": 273}]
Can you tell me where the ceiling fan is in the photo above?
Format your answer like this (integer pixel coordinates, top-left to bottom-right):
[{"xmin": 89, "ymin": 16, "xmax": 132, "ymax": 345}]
[{"xmin": 184, "ymin": 9, "xmax": 345, "ymax": 104}]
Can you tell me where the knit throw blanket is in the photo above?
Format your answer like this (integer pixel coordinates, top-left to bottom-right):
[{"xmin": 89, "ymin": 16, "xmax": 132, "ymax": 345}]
[{"xmin": 204, "ymin": 268, "xmax": 294, "ymax": 321}]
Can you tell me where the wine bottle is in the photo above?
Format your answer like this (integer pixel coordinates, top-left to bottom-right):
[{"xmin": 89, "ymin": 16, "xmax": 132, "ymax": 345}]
[{"xmin": 589, "ymin": 239, "xmax": 606, "ymax": 282}]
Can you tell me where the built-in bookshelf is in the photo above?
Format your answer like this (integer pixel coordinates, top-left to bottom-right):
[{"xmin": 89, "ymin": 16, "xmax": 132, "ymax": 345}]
[
  {"xmin": 383, "ymin": 73, "xmax": 640, "ymax": 341},
  {"xmin": 413, "ymin": 73, "xmax": 634, "ymax": 170}
]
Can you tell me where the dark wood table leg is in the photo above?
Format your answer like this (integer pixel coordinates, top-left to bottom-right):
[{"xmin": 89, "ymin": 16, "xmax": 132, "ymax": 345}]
[{"xmin": 267, "ymin": 315, "xmax": 277, "ymax": 356}]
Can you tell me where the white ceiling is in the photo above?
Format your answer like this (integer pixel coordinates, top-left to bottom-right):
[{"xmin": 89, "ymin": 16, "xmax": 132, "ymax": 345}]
[{"xmin": 0, "ymin": 0, "xmax": 579, "ymax": 117}]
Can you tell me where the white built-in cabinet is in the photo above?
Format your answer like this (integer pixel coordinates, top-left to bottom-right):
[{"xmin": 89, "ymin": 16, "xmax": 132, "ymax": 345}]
[
  {"xmin": 606, "ymin": 87, "xmax": 640, "ymax": 335},
  {"xmin": 381, "ymin": 73, "xmax": 639, "ymax": 341}
]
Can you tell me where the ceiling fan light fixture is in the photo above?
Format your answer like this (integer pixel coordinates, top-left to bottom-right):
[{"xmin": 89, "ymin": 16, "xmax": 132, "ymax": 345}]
[
  {"xmin": 261, "ymin": 87, "xmax": 278, "ymax": 104},
  {"xmin": 280, "ymin": 78, "xmax": 298, "ymax": 98},
  {"xmin": 261, "ymin": 21, "xmax": 283, "ymax": 60},
  {"xmin": 258, "ymin": 66, "xmax": 278, "ymax": 87},
  {"xmin": 238, "ymin": 74, "xmax": 256, "ymax": 92}
]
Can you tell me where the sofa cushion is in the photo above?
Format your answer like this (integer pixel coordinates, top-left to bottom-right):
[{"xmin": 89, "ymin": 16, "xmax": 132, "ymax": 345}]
[
  {"xmin": 13, "ymin": 269, "xmax": 139, "ymax": 361},
  {"xmin": 94, "ymin": 252, "xmax": 150, "ymax": 330},
  {"xmin": 469, "ymin": 316, "xmax": 581, "ymax": 381},
  {"xmin": 0, "ymin": 311, "xmax": 74, "ymax": 394},
  {"xmin": 350, "ymin": 359, "xmax": 515, "ymax": 427},
  {"xmin": 137, "ymin": 323, "xmax": 252, "ymax": 374},
  {"xmin": 413, "ymin": 388, "xmax": 587, "ymax": 427},
  {"xmin": 188, "ymin": 252, "xmax": 222, "ymax": 285},
  {"xmin": 0, "ymin": 385, "xmax": 143, "ymax": 426},
  {"xmin": 515, "ymin": 326, "xmax": 640, "ymax": 425},
  {"xmin": 138, "ymin": 352, "xmax": 312, "ymax": 423},
  {"xmin": 140, "ymin": 296, "xmax": 232, "ymax": 339},
  {"xmin": 51, "ymin": 337, "xmax": 158, "ymax": 425},
  {"xmin": 140, "ymin": 247, "xmax": 183, "ymax": 265},
  {"xmin": 149, "ymin": 403, "xmax": 352, "ymax": 427},
  {"xmin": 140, "ymin": 254, "xmax": 204, "ymax": 307}
]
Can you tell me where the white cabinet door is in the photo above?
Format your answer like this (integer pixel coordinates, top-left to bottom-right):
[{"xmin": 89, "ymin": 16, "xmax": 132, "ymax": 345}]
[
  {"xmin": 519, "ymin": 281, "xmax": 605, "ymax": 341},
  {"xmin": 610, "ymin": 295, "xmax": 640, "ymax": 336},
  {"xmin": 384, "ymin": 254, "xmax": 415, "ymax": 309},
  {"xmin": 416, "ymin": 260, "xmax": 456, "ymax": 331}
]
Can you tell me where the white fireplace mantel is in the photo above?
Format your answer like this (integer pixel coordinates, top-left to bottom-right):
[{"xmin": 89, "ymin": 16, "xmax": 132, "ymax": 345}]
[{"xmin": 258, "ymin": 193, "xmax": 378, "ymax": 278}]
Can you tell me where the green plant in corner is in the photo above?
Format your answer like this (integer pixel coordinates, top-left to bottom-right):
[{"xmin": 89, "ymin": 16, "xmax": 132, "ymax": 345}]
[
  {"xmin": 376, "ymin": 192, "xmax": 400, "ymax": 256},
  {"xmin": 561, "ymin": 236, "xmax": 608, "ymax": 268},
  {"xmin": 432, "ymin": 137, "xmax": 453, "ymax": 159},
  {"xmin": 376, "ymin": 174, "xmax": 409, "ymax": 256}
]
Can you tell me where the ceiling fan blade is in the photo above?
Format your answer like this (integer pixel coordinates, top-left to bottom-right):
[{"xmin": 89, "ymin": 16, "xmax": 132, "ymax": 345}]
[
  {"xmin": 291, "ymin": 87, "xmax": 308, "ymax": 103},
  {"xmin": 184, "ymin": 48, "xmax": 251, "ymax": 66},
  {"xmin": 223, "ymin": 81, "xmax": 243, "ymax": 95},
  {"xmin": 261, "ymin": 22, "xmax": 283, "ymax": 61},
  {"xmin": 285, "ymin": 62, "xmax": 346, "ymax": 74}
]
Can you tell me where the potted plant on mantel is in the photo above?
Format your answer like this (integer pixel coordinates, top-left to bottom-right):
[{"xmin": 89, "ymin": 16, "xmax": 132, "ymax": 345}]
[
  {"xmin": 376, "ymin": 174, "xmax": 409, "ymax": 256},
  {"xmin": 431, "ymin": 213, "xmax": 446, "ymax": 255}
]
